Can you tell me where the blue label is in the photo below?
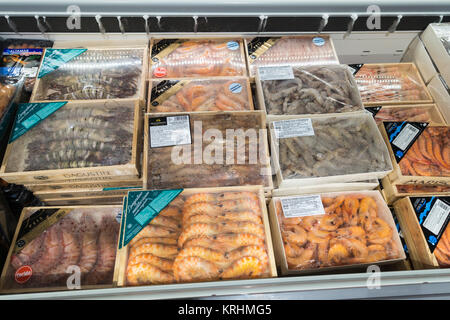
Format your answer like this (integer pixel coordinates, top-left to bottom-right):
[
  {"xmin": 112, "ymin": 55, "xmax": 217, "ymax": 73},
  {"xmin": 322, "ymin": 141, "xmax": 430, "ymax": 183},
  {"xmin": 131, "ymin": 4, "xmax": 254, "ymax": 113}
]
[
  {"xmin": 123, "ymin": 189, "xmax": 183, "ymax": 247},
  {"xmin": 103, "ymin": 186, "xmax": 141, "ymax": 192},
  {"xmin": 9, "ymin": 102, "xmax": 68, "ymax": 143},
  {"xmin": 312, "ymin": 37, "xmax": 325, "ymax": 47},
  {"xmin": 3, "ymin": 48, "xmax": 43, "ymax": 56},
  {"xmin": 38, "ymin": 48, "xmax": 87, "ymax": 78},
  {"xmin": 229, "ymin": 82, "xmax": 242, "ymax": 94},
  {"xmin": 227, "ymin": 41, "xmax": 239, "ymax": 51}
]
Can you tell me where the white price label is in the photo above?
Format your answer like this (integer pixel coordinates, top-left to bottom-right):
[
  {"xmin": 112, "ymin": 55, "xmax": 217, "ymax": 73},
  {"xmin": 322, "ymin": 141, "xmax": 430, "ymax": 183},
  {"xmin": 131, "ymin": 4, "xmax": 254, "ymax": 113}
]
[
  {"xmin": 280, "ymin": 195, "xmax": 325, "ymax": 218},
  {"xmin": 258, "ymin": 66, "xmax": 294, "ymax": 81},
  {"xmin": 150, "ymin": 115, "xmax": 191, "ymax": 148},
  {"xmin": 273, "ymin": 118, "xmax": 315, "ymax": 139},
  {"xmin": 392, "ymin": 123, "xmax": 420, "ymax": 151},
  {"xmin": 423, "ymin": 199, "xmax": 450, "ymax": 235}
]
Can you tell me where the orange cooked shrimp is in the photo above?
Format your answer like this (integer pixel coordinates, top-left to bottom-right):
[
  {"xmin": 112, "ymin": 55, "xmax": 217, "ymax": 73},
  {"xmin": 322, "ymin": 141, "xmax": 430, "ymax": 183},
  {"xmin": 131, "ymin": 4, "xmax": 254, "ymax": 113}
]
[
  {"xmin": 226, "ymin": 245, "xmax": 269, "ymax": 267},
  {"xmin": 178, "ymin": 223, "xmax": 219, "ymax": 248},
  {"xmin": 129, "ymin": 242, "xmax": 179, "ymax": 260},
  {"xmin": 177, "ymin": 246, "xmax": 226, "ymax": 263},
  {"xmin": 327, "ymin": 242, "xmax": 350, "ymax": 265},
  {"xmin": 129, "ymin": 225, "xmax": 179, "ymax": 247},
  {"xmin": 173, "ymin": 256, "xmax": 221, "ymax": 282},
  {"xmin": 219, "ymin": 221, "xmax": 265, "ymax": 238},
  {"xmin": 307, "ymin": 228, "xmax": 332, "ymax": 244},
  {"xmin": 130, "ymin": 237, "xmax": 178, "ymax": 249},
  {"xmin": 184, "ymin": 193, "xmax": 216, "ymax": 207},
  {"xmin": 284, "ymin": 241, "xmax": 305, "ymax": 258},
  {"xmin": 286, "ymin": 243, "xmax": 317, "ymax": 269},
  {"xmin": 127, "ymin": 253, "xmax": 174, "ymax": 271},
  {"xmin": 215, "ymin": 233, "xmax": 265, "ymax": 249},
  {"xmin": 366, "ymin": 218, "xmax": 393, "ymax": 245},
  {"xmin": 283, "ymin": 225, "xmax": 308, "ymax": 246},
  {"xmin": 320, "ymin": 213, "xmax": 343, "ymax": 231},
  {"xmin": 220, "ymin": 256, "xmax": 264, "ymax": 279},
  {"xmin": 126, "ymin": 262, "xmax": 175, "ymax": 285}
]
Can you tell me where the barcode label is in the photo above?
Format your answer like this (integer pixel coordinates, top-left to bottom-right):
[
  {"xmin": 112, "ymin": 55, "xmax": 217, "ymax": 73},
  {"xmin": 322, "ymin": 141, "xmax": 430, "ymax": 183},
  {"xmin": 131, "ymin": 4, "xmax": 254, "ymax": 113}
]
[
  {"xmin": 392, "ymin": 124, "xmax": 420, "ymax": 151},
  {"xmin": 258, "ymin": 66, "xmax": 294, "ymax": 81},
  {"xmin": 423, "ymin": 199, "xmax": 450, "ymax": 235},
  {"xmin": 273, "ymin": 119, "xmax": 315, "ymax": 139},
  {"xmin": 280, "ymin": 195, "xmax": 325, "ymax": 218},
  {"xmin": 150, "ymin": 115, "xmax": 191, "ymax": 148}
]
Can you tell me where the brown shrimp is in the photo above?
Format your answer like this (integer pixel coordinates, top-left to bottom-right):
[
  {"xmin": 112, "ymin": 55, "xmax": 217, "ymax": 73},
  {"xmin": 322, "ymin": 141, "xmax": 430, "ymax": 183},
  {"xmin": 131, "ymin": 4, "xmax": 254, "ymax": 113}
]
[{"xmin": 126, "ymin": 262, "xmax": 175, "ymax": 285}]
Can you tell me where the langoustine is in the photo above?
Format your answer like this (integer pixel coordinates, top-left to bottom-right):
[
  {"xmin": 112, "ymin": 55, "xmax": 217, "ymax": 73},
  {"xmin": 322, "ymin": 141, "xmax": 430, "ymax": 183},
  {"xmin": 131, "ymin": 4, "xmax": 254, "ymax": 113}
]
[
  {"xmin": 125, "ymin": 190, "xmax": 272, "ymax": 286},
  {"xmin": 398, "ymin": 126, "xmax": 450, "ymax": 177},
  {"xmin": 150, "ymin": 39, "xmax": 246, "ymax": 78},
  {"xmin": 274, "ymin": 193, "xmax": 403, "ymax": 271},
  {"xmin": 5, "ymin": 207, "xmax": 121, "ymax": 290},
  {"xmin": 149, "ymin": 78, "xmax": 253, "ymax": 113},
  {"xmin": 372, "ymin": 106, "xmax": 439, "ymax": 125}
]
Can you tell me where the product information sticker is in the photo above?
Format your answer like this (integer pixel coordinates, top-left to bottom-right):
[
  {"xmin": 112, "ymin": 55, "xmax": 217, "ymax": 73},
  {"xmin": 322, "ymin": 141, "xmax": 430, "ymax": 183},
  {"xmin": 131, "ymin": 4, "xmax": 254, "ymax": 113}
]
[
  {"xmin": 149, "ymin": 115, "xmax": 191, "ymax": 148},
  {"xmin": 273, "ymin": 118, "xmax": 315, "ymax": 139},
  {"xmin": 258, "ymin": 66, "xmax": 294, "ymax": 81},
  {"xmin": 280, "ymin": 195, "xmax": 325, "ymax": 218}
]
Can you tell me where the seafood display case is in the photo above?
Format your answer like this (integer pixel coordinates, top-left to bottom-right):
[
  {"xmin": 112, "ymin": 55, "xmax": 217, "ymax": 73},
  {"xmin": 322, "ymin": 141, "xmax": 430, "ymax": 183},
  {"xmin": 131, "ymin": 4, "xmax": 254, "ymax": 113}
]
[{"xmin": 0, "ymin": 205, "xmax": 122, "ymax": 293}]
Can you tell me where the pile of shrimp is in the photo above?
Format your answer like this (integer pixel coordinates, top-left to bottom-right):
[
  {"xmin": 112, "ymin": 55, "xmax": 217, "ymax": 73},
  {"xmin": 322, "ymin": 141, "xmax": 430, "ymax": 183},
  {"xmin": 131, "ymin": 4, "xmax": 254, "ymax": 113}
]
[
  {"xmin": 126, "ymin": 191, "xmax": 271, "ymax": 285},
  {"xmin": 151, "ymin": 39, "xmax": 246, "ymax": 78},
  {"xmin": 275, "ymin": 194, "xmax": 401, "ymax": 270},
  {"xmin": 354, "ymin": 64, "xmax": 429, "ymax": 103},
  {"xmin": 399, "ymin": 127, "xmax": 450, "ymax": 177},
  {"xmin": 150, "ymin": 79, "xmax": 253, "ymax": 113},
  {"xmin": 435, "ymin": 225, "xmax": 450, "ymax": 268},
  {"xmin": 373, "ymin": 106, "xmax": 435, "ymax": 125}
]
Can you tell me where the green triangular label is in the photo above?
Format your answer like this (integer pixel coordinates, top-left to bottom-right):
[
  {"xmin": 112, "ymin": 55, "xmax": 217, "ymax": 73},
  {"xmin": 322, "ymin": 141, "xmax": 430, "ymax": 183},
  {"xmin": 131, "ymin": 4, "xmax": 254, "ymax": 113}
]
[
  {"xmin": 118, "ymin": 196, "xmax": 128, "ymax": 250},
  {"xmin": 123, "ymin": 189, "xmax": 183, "ymax": 247},
  {"xmin": 9, "ymin": 102, "xmax": 68, "ymax": 143},
  {"xmin": 38, "ymin": 48, "xmax": 87, "ymax": 78}
]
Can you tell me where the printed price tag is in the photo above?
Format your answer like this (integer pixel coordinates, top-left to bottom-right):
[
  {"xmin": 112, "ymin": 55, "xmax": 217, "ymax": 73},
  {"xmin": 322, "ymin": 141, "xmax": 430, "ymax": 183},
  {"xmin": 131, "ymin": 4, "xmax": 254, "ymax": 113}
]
[
  {"xmin": 423, "ymin": 199, "xmax": 450, "ymax": 235},
  {"xmin": 273, "ymin": 118, "xmax": 314, "ymax": 139},
  {"xmin": 392, "ymin": 123, "xmax": 420, "ymax": 151},
  {"xmin": 280, "ymin": 195, "xmax": 325, "ymax": 218},
  {"xmin": 258, "ymin": 66, "xmax": 294, "ymax": 81},
  {"xmin": 149, "ymin": 115, "xmax": 191, "ymax": 148}
]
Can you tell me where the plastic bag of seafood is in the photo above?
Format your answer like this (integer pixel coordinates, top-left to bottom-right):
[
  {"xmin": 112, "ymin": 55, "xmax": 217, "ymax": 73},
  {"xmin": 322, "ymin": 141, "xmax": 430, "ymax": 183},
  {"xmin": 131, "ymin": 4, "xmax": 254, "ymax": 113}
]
[
  {"xmin": 268, "ymin": 191, "xmax": 406, "ymax": 275},
  {"xmin": 269, "ymin": 113, "xmax": 393, "ymax": 188},
  {"xmin": 256, "ymin": 64, "xmax": 364, "ymax": 118},
  {"xmin": 148, "ymin": 77, "xmax": 254, "ymax": 113},
  {"xmin": 367, "ymin": 104, "xmax": 446, "ymax": 125},
  {"xmin": 379, "ymin": 123, "xmax": 450, "ymax": 186},
  {"xmin": 149, "ymin": 38, "xmax": 247, "ymax": 79},
  {"xmin": 30, "ymin": 48, "xmax": 147, "ymax": 103},
  {"xmin": 0, "ymin": 205, "xmax": 122, "ymax": 293},
  {"xmin": 245, "ymin": 35, "xmax": 339, "ymax": 78},
  {"xmin": 0, "ymin": 100, "xmax": 142, "ymax": 184},
  {"xmin": 116, "ymin": 186, "xmax": 277, "ymax": 286},
  {"xmin": 393, "ymin": 196, "xmax": 450, "ymax": 269},
  {"xmin": 352, "ymin": 63, "xmax": 433, "ymax": 105},
  {"xmin": 144, "ymin": 111, "xmax": 273, "ymax": 190}
]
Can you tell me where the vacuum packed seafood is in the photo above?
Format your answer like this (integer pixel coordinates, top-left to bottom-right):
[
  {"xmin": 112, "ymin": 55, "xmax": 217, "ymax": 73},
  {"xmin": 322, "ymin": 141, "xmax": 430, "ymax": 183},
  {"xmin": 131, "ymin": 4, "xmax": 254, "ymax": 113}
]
[
  {"xmin": 398, "ymin": 126, "xmax": 450, "ymax": 177},
  {"xmin": 146, "ymin": 112, "xmax": 271, "ymax": 189},
  {"xmin": 274, "ymin": 193, "xmax": 403, "ymax": 270},
  {"xmin": 125, "ymin": 190, "xmax": 272, "ymax": 285},
  {"xmin": 260, "ymin": 65, "xmax": 363, "ymax": 115},
  {"xmin": 149, "ymin": 78, "xmax": 253, "ymax": 113},
  {"xmin": 32, "ymin": 48, "xmax": 145, "ymax": 101},
  {"xmin": 2, "ymin": 207, "xmax": 121, "ymax": 290},
  {"xmin": 4, "ymin": 101, "xmax": 135, "ymax": 172},
  {"xmin": 354, "ymin": 64, "xmax": 431, "ymax": 104},
  {"xmin": 247, "ymin": 36, "xmax": 339, "ymax": 77},
  {"xmin": 272, "ymin": 114, "xmax": 392, "ymax": 182},
  {"xmin": 150, "ymin": 39, "xmax": 246, "ymax": 78}
]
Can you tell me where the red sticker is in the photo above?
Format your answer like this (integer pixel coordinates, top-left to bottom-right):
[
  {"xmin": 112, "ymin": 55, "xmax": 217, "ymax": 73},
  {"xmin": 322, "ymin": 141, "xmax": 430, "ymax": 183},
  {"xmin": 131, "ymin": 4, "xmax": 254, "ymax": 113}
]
[
  {"xmin": 153, "ymin": 67, "xmax": 167, "ymax": 78},
  {"xmin": 15, "ymin": 265, "xmax": 32, "ymax": 284}
]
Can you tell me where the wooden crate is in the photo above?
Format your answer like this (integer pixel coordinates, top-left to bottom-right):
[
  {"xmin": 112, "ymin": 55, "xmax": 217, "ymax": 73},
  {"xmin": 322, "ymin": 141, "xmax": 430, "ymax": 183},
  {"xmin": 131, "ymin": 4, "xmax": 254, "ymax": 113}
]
[
  {"xmin": 393, "ymin": 197, "xmax": 449, "ymax": 269},
  {"xmin": 378, "ymin": 123, "xmax": 450, "ymax": 186},
  {"xmin": 30, "ymin": 47, "xmax": 148, "ymax": 106},
  {"xmin": 25, "ymin": 178, "xmax": 142, "ymax": 193},
  {"xmin": 34, "ymin": 186, "xmax": 143, "ymax": 200},
  {"xmin": 370, "ymin": 104, "xmax": 446, "ymax": 125},
  {"xmin": 0, "ymin": 205, "xmax": 122, "ymax": 294},
  {"xmin": 243, "ymin": 35, "xmax": 339, "ymax": 79},
  {"xmin": 147, "ymin": 76, "xmax": 255, "ymax": 113},
  {"xmin": 149, "ymin": 37, "xmax": 248, "ymax": 80},
  {"xmin": 0, "ymin": 100, "xmax": 143, "ymax": 184},
  {"xmin": 42, "ymin": 196, "xmax": 126, "ymax": 206},
  {"xmin": 381, "ymin": 176, "xmax": 450, "ymax": 205},
  {"xmin": 268, "ymin": 190, "xmax": 406, "ymax": 276},
  {"xmin": 354, "ymin": 62, "xmax": 433, "ymax": 106},
  {"xmin": 116, "ymin": 185, "xmax": 277, "ymax": 287},
  {"xmin": 269, "ymin": 113, "xmax": 393, "ymax": 189},
  {"xmin": 143, "ymin": 110, "xmax": 273, "ymax": 192}
]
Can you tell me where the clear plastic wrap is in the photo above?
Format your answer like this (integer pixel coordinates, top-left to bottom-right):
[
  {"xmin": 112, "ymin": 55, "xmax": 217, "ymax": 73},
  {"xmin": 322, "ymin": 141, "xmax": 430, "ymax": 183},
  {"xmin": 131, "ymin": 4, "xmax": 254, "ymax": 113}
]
[
  {"xmin": 398, "ymin": 126, "xmax": 450, "ymax": 177},
  {"xmin": 32, "ymin": 48, "xmax": 145, "ymax": 101},
  {"xmin": 273, "ymin": 192, "xmax": 404, "ymax": 271},
  {"xmin": 149, "ymin": 78, "xmax": 253, "ymax": 113},
  {"xmin": 435, "ymin": 224, "xmax": 450, "ymax": 268},
  {"xmin": 150, "ymin": 39, "xmax": 246, "ymax": 78},
  {"xmin": 247, "ymin": 36, "xmax": 339, "ymax": 77},
  {"xmin": 259, "ymin": 65, "xmax": 364, "ymax": 115},
  {"xmin": 271, "ymin": 114, "xmax": 393, "ymax": 184},
  {"xmin": 4, "ymin": 101, "xmax": 135, "ymax": 173},
  {"xmin": 354, "ymin": 63, "xmax": 432, "ymax": 104},
  {"xmin": 124, "ymin": 189, "xmax": 272, "ymax": 285},
  {"xmin": 371, "ymin": 105, "xmax": 444, "ymax": 125},
  {"xmin": 146, "ymin": 112, "xmax": 272, "ymax": 189},
  {"xmin": 2, "ymin": 206, "xmax": 121, "ymax": 291}
]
